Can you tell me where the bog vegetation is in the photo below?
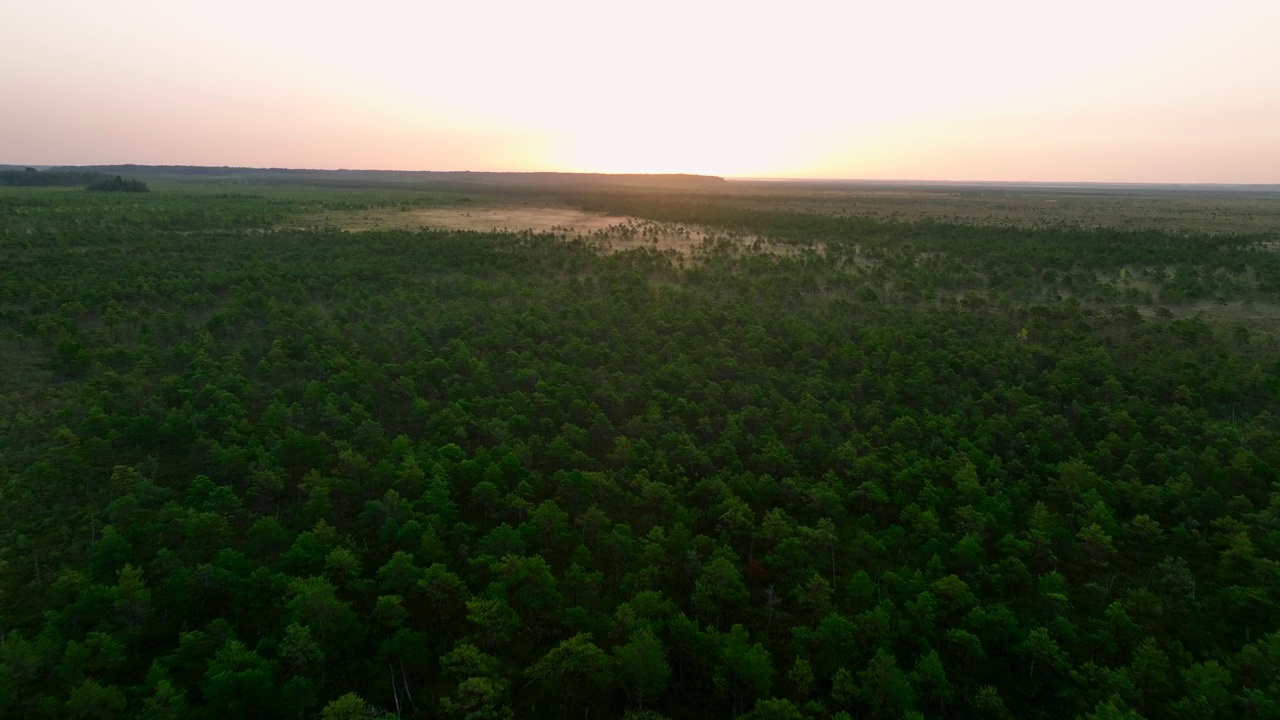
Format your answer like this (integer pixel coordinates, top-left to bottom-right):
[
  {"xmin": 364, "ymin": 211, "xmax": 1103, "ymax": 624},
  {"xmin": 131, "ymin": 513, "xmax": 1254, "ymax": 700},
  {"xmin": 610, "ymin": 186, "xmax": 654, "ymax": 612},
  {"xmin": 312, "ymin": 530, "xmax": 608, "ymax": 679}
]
[{"xmin": 1, "ymin": 178, "xmax": 1278, "ymax": 720}]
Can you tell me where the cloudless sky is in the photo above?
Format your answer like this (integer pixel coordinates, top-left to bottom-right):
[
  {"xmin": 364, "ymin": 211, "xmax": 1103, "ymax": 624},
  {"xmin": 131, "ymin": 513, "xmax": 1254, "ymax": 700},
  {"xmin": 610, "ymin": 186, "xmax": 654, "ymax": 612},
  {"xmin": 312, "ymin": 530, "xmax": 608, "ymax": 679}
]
[{"xmin": 3, "ymin": 0, "xmax": 1278, "ymax": 181}]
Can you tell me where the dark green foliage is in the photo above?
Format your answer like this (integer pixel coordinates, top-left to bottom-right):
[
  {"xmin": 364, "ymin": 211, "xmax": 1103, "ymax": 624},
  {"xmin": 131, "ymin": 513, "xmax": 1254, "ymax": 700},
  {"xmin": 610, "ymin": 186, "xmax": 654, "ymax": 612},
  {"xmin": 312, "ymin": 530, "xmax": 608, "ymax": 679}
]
[
  {"xmin": 0, "ymin": 168, "xmax": 107, "ymax": 187},
  {"xmin": 1, "ymin": 183, "xmax": 1279, "ymax": 719},
  {"xmin": 85, "ymin": 175, "xmax": 149, "ymax": 193}
]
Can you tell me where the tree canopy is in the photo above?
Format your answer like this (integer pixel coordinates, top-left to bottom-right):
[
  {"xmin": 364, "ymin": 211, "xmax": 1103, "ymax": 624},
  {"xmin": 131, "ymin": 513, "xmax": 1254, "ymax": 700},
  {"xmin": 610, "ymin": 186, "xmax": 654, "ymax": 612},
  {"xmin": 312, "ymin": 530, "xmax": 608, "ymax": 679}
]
[{"xmin": 1, "ymin": 181, "xmax": 1278, "ymax": 718}]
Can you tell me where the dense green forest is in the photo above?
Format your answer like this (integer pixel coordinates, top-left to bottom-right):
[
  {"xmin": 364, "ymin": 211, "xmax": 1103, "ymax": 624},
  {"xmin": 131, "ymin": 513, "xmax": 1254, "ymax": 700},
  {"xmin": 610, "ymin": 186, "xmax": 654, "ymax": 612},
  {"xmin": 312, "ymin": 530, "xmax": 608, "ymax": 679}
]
[
  {"xmin": 85, "ymin": 176, "xmax": 150, "ymax": 193},
  {"xmin": 0, "ymin": 169, "xmax": 115, "ymax": 188},
  {"xmin": 1, "ymin": 183, "xmax": 1279, "ymax": 720}
]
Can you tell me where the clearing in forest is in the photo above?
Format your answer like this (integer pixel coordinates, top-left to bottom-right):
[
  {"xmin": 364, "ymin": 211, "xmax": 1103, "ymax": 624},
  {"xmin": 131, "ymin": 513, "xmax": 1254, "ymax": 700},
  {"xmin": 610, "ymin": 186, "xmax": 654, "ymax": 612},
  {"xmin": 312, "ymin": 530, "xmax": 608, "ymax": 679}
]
[
  {"xmin": 299, "ymin": 204, "xmax": 791, "ymax": 255},
  {"xmin": 309, "ymin": 205, "xmax": 626, "ymax": 234}
]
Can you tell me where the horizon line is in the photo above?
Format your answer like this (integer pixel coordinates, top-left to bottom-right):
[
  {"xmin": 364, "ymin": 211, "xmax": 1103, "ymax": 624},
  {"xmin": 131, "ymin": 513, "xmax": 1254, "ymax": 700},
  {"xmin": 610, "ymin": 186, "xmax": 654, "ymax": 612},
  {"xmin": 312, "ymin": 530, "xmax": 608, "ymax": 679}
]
[{"xmin": 6, "ymin": 162, "xmax": 1280, "ymax": 188}]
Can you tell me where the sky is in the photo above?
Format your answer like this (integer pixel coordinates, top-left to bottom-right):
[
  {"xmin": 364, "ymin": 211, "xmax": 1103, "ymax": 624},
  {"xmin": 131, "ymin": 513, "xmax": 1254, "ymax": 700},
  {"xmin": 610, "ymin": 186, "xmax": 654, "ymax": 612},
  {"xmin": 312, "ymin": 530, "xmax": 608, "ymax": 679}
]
[{"xmin": 2, "ymin": 0, "xmax": 1278, "ymax": 182}]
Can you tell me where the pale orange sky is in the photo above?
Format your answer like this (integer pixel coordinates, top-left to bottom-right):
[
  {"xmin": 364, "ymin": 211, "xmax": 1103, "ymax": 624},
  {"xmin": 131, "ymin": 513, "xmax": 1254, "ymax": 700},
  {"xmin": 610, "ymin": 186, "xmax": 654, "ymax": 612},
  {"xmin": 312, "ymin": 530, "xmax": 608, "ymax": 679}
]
[{"xmin": 3, "ymin": 0, "xmax": 1278, "ymax": 182}]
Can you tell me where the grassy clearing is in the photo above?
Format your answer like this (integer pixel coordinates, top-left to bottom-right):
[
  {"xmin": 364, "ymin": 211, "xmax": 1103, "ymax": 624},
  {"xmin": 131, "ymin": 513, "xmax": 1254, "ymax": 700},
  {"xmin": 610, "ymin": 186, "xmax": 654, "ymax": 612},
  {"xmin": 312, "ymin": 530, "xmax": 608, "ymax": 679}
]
[{"xmin": 693, "ymin": 185, "xmax": 1280, "ymax": 234}]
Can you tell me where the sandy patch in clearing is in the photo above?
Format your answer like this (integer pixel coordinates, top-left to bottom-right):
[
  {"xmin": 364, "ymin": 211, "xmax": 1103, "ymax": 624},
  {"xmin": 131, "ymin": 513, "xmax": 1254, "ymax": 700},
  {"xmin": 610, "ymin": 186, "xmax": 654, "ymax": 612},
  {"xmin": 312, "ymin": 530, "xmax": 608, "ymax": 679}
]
[
  {"xmin": 305, "ymin": 206, "xmax": 635, "ymax": 234},
  {"xmin": 299, "ymin": 204, "xmax": 810, "ymax": 256}
]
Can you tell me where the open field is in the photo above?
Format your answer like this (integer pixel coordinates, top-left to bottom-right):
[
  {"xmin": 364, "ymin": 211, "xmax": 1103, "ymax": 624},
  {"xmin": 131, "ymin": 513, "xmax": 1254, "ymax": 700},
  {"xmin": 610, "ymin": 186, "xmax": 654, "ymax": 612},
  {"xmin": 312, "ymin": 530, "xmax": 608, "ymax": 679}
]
[
  {"xmin": 644, "ymin": 182, "xmax": 1280, "ymax": 234},
  {"xmin": 749, "ymin": 190, "xmax": 1280, "ymax": 233},
  {"xmin": 298, "ymin": 183, "xmax": 1280, "ymax": 236}
]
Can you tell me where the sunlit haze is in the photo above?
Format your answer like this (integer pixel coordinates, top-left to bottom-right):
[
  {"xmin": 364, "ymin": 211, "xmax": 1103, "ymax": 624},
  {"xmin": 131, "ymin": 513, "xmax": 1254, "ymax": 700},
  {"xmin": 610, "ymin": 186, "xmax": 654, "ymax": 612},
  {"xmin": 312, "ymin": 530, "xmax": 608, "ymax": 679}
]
[{"xmin": 3, "ymin": 0, "xmax": 1278, "ymax": 182}]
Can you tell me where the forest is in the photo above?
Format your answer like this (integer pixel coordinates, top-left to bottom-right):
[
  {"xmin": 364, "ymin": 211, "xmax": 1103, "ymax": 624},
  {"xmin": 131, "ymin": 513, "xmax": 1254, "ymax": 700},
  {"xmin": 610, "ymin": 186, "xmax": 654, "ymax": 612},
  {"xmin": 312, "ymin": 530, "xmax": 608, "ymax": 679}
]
[
  {"xmin": 0, "ymin": 169, "xmax": 121, "ymax": 188},
  {"xmin": 1, "ymin": 178, "xmax": 1278, "ymax": 720}
]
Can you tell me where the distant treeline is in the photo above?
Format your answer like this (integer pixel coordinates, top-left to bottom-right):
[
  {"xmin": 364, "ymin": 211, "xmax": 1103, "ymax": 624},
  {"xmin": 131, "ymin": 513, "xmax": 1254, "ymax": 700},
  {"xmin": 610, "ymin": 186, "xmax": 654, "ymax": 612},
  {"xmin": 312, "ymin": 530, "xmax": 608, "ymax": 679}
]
[
  {"xmin": 1, "ymin": 168, "xmax": 149, "ymax": 192},
  {"xmin": 0, "ymin": 168, "xmax": 108, "ymax": 187},
  {"xmin": 51, "ymin": 164, "xmax": 727, "ymax": 190}
]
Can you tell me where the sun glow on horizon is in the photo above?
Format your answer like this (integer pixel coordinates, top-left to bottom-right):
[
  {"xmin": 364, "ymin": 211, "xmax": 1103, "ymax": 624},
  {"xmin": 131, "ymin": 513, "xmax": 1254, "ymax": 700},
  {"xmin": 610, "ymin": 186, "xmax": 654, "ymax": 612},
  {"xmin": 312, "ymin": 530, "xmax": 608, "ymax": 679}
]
[{"xmin": 2, "ymin": 0, "xmax": 1278, "ymax": 182}]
